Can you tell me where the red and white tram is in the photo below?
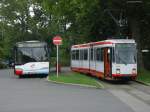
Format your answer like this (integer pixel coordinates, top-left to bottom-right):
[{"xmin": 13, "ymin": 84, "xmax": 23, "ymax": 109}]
[{"xmin": 71, "ymin": 39, "xmax": 137, "ymax": 80}]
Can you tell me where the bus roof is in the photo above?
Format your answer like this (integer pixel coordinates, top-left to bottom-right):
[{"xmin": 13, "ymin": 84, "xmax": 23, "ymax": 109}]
[
  {"xmin": 15, "ymin": 40, "xmax": 47, "ymax": 47},
  {"xmin": 72, "ymin": 39, "xmax": 136, "ymax": 48}
]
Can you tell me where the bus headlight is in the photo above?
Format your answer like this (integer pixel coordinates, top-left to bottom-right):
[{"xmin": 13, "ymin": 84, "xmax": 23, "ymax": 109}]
[
  {"xmin": 116, "ymin": 69, "xmax": 120, "ymax": 74},
  {"xmin": 132, "ymin": 68, "xmax": 136, "ymax": 74}
]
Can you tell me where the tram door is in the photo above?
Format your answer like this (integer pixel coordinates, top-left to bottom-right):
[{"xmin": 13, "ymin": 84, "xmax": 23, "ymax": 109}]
[{"xmin": 104, "ymin": 48, "xmax": 112, "ymax": 78}]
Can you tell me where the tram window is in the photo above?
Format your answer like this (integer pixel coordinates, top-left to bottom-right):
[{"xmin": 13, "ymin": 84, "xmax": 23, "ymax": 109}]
[
  {"xmin": 83, "ymin": 49, "xmax": 88, "ymax": 60},
  {"xmin": 71, "ymin": 50, "xmax": 72, "ymax": 59},
  {"xmin": 94, "ymin": 48, "xmax": 96, "ymax": 61},
  {"xmin": 80, "ymin": 50, "xmax": 84, "ymax": 60},
  {"xmin": 100, "ymin": 48, "xmax": 104, "ymax": 61},
  {"xmin": 71, "ymin": 50, "xmax": 73, "ymax": 60},
  {"xmin": 96, "ymin": 48, "xmax": 101, "ymax": 61},
  {"xmin": 71, "ymin": 50, "xmax": 75, "ymax": 60},
  {"xmin": 112, "ymin": 48, "xmax": 115, "ymax": 62},
  {"xmin": 90, "ymin": 48, "xmax": 93, "ymax": 60},
  {"xmin": 76, "ymin": 50, "xmax": 79, "ymax": 60}
]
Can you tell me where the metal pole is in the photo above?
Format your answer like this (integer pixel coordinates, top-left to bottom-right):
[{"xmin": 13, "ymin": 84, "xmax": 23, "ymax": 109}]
[{"xmin": 57, "ymin": 45, "xmax": 59, "ymax": 78}]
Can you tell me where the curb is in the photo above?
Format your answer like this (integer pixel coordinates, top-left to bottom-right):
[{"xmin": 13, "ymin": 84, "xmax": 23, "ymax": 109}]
[
  {"xmin": 135, "ymin": 80, "xmax": 150, "ymax": 86},
  {"xmin": 46, "ymin": 76, "xmax": 103, "ymax": 89},
  {"xmin": 96, "ymin": 81, "xmax": 105, "ymax": 89}
]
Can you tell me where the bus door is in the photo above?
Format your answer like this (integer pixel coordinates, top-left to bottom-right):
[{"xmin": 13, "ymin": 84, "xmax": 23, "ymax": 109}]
[{"xmin": 104, "ymin": 48, "xmax": 112, "ymax": 78}]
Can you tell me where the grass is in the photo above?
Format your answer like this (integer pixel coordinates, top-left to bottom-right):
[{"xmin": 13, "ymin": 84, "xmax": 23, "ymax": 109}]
[
  {"xmin": 48, "ymin": 72, "xmax": 102, "ymax": 88},
  {"xmin": 137, "ymin": 69, "xmax": 150, "ymax": 85}
]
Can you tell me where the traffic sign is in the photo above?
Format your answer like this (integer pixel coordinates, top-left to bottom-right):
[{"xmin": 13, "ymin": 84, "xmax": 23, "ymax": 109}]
[
  {"xmin": 52, "ymin": 35, "xmax": 62, "ymax": 78},
  {"xmin": 53, "ymin": 36, "xmax": 62, "ymax": 45}
]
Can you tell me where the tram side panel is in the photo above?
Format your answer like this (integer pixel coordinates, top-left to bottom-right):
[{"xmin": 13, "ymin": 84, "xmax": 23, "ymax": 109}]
[
  {"xmin": 89, "ymin": 47, "xmax": 96, "ymax": 76},
  {"xmin": 82, "ymin": 48, "xmax": 90, "ymax": 73},
  {"xmin": 94, "ymin": 46, "xmax": 104, "ymax": 78},
  {"xmin": 79, "ymin": 49, "xmax": 83, "ymax": 70},
  {"xmin": 78, "ymin": 48, "xmax": 90, "ymax": 73},
  {"xmin": 71, "ymin": 47, "xmax": 90, "ymax": 74},
  {"xmin": 71, "ymin": 49, "xmax": 80, "ymax": 72}
]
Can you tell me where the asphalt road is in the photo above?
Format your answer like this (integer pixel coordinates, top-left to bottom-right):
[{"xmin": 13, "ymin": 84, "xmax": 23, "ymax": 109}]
[{"xmin": 0, "ymin": 69, "xmax": 150, "ymax": 112}]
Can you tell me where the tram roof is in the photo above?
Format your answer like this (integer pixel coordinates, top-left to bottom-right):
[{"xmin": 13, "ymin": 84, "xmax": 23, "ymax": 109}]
[{"xmin": 72, "ymin": 39, "xmax": 135, "ymax": 48}]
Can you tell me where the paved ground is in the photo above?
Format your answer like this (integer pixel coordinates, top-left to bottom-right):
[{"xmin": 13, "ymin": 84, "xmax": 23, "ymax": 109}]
[
  {"xmin": 98, "ymin": 80, "xmax": 150, "ymax": 112},
  {"xmin": 0, "ymin": 69, "xmax": 150, "ymax": 112}
]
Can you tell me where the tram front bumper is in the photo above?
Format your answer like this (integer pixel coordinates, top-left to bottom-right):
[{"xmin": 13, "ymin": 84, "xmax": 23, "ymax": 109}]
[{"xmin": 112, "ymin": 74, "xmax": 137, "ymax": 80}]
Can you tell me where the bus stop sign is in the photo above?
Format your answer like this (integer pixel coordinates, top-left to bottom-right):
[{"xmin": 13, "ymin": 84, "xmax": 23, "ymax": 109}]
[{"xmin": 53, "ymin": 36, "xmax": 62, "ymax": 45}]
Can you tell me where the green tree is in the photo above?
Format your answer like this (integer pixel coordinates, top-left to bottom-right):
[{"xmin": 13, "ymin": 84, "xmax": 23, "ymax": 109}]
[{"xmin": 0, "ymin": 0, "xmax": 150, "ymax": 68}]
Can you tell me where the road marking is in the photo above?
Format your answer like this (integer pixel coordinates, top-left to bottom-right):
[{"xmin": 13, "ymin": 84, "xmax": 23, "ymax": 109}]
[{"xmin": 109, "ymin": 90, "xmax": 150, "ymax": 112}]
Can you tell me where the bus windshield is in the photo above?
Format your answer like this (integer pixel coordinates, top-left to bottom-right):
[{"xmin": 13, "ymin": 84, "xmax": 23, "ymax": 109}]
[
  {"xmin": 115, "ymin": 43, "xmax": 136, "ymax": 64},
  {"xmin": 15, "ymin": 47, "xmax": 48, "ymax": 64}
]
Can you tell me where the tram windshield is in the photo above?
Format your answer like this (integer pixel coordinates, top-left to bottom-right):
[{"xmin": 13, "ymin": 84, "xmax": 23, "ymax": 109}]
[
  {"xmin": 115, "ymin": 43, "xmax": 137, "ymax": 64},
  {"xmin": 15, "ymin": 44, "xmax": 49, "ymax": 64}
]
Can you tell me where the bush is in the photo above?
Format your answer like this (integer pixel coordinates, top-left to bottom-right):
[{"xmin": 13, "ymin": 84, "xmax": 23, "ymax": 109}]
[
  {"xmin": 50, "ymin": 56, "xmax": 70, "ymax": 67},
  {"xmin": 0, "ymin": 62, "xmax": 7, "ymax": 69}
]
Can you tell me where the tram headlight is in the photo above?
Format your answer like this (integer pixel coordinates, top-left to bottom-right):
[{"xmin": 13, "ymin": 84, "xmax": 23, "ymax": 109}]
[
  {"xmin": 116, "ymin": 69, "xmax": 120, "ymax": 74},
  {"xmin": 132, "ymin": 68, "xmax": 136, "ymax": 74}
]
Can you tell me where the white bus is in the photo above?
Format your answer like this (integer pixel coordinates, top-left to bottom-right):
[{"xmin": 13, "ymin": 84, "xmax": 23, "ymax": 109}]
[
  {"xmin": 71, "ymin": 39, "xmax": 137, "ymax": 81},
  {"xmin": 14, "ymin": 40, "xmax": 49, "ymax": 77}
]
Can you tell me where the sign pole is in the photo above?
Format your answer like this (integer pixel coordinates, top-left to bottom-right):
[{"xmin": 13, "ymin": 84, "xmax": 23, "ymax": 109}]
[
  {"xmin": 57, "ymin": 45, "xmax": 59, "ymax": 78},
  {"xmin": 52, "ymin": 35, "xmax": 62, "ymax": 78}
]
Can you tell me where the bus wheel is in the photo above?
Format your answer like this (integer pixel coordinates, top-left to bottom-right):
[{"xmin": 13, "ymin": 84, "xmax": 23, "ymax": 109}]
[{"xmin": 19, "ymin": 75, "xmax": 23, "ymax": 78}]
